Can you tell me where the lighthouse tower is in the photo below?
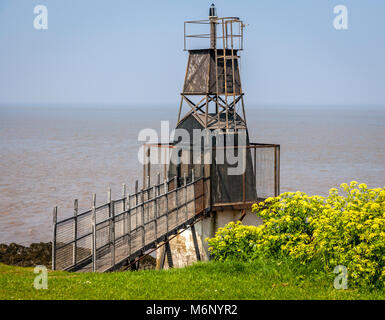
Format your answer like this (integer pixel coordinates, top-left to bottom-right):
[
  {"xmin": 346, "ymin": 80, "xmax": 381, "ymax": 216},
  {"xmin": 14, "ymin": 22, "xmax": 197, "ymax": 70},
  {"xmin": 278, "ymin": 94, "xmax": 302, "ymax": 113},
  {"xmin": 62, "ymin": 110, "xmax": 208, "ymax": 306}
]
[
  {"xmin": 170, "ymin": 4, "xmax": 255, "ymax": 204},
  {"xmin": 154, "ymin": 5, "xmax": 280, "ymax": 268}
]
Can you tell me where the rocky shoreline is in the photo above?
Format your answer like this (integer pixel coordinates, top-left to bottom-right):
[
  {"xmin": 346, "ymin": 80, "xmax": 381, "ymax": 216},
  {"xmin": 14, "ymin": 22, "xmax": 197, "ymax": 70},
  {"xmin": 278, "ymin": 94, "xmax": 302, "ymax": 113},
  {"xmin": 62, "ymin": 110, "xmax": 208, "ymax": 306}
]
[
  {"xmin": 0, "ymin": 242, "xmax": 156, "ymax": 271},
  {"xmin": 0, "ymin": 242, "xmax": 52, "ymax": 268}
]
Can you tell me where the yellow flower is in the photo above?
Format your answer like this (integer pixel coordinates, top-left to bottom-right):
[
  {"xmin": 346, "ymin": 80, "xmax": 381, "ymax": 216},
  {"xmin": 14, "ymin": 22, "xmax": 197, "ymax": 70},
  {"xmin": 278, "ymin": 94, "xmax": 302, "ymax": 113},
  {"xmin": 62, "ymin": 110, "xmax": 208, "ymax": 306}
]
[
  {"xmin": 340, "ymin": 183, "xmax": 348, "ymax": 189},
  {"xmin": 207, "ymin": 181, "xmax": 385, "ymax": 288},
  {"xmin": 371, "ymin": 203, "xmax": 380, "ymax": 211},
  {"xmin": 350, "ymin": 181, "xmax": 358, "ymax": 187}
]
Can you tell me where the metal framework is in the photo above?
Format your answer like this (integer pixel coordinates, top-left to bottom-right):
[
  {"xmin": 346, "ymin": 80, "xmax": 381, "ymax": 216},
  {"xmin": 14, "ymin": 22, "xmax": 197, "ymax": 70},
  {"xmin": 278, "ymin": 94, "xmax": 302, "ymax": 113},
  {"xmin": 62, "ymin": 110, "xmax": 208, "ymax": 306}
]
[
  {"xmin": 52, "ymin": 172, "xmax": 209, "ymax": 272},
  {"xmin": 184, "ymin": 17, "xmax": 244, "ymax": 51},
  {"xmin": 51, "ymin": 8, "xmax": 282, "ymax": 273},
  {"xmin": 178, "ymin": 16, "xmax": 247, "ymax": 131},
  {"xmin": 143, "ymin": 142, "xmax": 280, "ymax": 210}
]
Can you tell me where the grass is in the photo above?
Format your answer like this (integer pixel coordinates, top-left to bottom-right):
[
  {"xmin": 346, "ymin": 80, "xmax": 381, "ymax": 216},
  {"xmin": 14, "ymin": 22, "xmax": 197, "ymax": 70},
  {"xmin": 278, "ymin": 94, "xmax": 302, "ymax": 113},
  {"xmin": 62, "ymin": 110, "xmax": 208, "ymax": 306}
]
[{"xmin": 1, "ymin": 258, "xmax": 384, "ymax": 300}]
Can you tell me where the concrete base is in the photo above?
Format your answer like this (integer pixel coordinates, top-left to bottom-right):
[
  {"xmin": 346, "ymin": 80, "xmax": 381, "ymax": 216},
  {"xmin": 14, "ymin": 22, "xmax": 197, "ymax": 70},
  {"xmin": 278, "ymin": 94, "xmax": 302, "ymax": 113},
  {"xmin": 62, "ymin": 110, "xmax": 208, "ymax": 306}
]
[{"xmin": 155, "ymin": 209, "xmax": 263, "ymax": 269}]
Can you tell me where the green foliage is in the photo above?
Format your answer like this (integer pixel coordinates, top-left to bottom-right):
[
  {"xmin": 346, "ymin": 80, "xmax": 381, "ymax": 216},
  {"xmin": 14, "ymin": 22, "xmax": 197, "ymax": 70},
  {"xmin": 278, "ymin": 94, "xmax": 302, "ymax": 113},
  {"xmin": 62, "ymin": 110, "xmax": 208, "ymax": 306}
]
[{"xmin": 207, "ymin": 182, "xmax": 385, "ymax": 288}]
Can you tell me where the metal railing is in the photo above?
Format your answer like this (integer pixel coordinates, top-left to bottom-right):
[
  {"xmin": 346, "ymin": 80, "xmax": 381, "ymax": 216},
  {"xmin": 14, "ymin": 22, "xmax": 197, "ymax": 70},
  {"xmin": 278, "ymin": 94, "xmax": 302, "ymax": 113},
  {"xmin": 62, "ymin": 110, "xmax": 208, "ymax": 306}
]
[
  {"xmin": 52, "ymin": 171, "xmax": 207, "ymax": 272},
  {"xmin": 143, "ymin": 142, "xmax": 280, "ymax": 208},
  {"xmin": 184, "ymin": 17, "xmax": 244, "ymax": 51}
]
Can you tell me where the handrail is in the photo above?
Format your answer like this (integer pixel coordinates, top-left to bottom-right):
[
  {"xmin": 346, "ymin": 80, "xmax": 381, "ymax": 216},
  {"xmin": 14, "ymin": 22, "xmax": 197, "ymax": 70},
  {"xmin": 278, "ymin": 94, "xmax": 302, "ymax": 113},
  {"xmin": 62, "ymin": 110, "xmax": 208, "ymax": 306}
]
[
  {"xmin": 184, "ymin": 16, "xmax": 244, "ymax": 51},
  {"xmin": 55, "ymin": 175, "xmax": 188, "ymax": 226},
  {"xmin": 53, "ymin": 174, "xmax": 208, "ymax": 272}
]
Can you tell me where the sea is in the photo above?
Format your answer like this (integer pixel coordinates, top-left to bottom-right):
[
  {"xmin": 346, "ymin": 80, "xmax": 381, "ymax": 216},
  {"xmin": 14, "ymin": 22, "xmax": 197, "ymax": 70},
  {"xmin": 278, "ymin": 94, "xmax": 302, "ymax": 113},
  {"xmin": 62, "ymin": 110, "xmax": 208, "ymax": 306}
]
[{"xmin": 0, "ymin": 105, "xmax": 384, "ymax": 245}]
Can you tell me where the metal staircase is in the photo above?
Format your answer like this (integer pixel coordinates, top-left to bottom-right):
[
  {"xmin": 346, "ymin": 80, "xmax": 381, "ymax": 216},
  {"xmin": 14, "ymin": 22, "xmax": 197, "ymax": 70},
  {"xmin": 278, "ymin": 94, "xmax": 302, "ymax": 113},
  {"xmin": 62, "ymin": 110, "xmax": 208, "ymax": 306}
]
[{"xmin": 52, "ymin": 172, "xmax": 210, "ymax": 272}]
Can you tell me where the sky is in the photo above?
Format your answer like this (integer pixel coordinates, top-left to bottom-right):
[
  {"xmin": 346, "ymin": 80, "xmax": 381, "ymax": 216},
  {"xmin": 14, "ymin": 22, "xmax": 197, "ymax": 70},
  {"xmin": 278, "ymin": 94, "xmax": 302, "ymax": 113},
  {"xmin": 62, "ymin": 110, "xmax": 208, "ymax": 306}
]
[{"xmin": 0, "ymin": 0, "xmax": 384, "ymax": 107}]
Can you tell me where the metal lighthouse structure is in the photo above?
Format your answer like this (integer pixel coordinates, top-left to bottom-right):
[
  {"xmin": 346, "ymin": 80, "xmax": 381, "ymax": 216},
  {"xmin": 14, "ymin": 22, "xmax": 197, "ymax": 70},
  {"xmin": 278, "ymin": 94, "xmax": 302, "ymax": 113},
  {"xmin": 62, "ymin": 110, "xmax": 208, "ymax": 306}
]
[
  {"xmin": 51, "ymin": 5, "xmax": 280, "ymax": 272},
  {"xmin": 151, "ymin": 4, "xmax": 281, "ymax": 267}
]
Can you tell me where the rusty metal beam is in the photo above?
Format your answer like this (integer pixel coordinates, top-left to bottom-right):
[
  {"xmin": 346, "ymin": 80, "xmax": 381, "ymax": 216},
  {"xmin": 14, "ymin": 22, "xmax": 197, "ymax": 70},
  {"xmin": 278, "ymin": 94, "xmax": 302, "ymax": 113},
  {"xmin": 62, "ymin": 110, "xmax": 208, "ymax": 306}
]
[{"xmin": 190, "ymin": 224, "xmax": 201, "ymax": 261}]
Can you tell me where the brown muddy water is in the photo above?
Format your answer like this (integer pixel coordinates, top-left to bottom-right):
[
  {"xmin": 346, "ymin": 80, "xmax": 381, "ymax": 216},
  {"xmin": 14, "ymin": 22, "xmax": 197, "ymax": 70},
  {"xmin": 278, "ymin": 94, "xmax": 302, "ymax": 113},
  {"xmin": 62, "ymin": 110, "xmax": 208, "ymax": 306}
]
[{"xmin": 0, "ymin": 105, "xmax": 384, "ymax": 244}]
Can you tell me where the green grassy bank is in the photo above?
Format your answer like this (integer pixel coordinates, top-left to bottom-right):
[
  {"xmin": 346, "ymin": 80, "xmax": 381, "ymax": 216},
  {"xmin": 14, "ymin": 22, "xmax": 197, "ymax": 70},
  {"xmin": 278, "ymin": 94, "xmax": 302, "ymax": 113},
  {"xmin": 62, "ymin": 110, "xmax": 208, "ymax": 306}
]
[{"xmin": 1, "ymin": 259, "xmax": 384, "ymax": 300}]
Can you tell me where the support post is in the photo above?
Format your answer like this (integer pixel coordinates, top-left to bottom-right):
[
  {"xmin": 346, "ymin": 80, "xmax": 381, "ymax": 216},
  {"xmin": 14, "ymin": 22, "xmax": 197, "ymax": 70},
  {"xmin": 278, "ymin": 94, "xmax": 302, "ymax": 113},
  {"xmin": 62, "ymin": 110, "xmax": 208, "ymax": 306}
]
[
  {"xmin": 164, "ymin": 180, "xmax": 169, "ymax": 233},
  {"xmin": 122, "ymin": 183, "xmax": 126, "ymax": 236},
  {"xmin": 165, "ymin": 241, "xmax": 173, "ymax": 268},
  {"xmin": 108, "ymin": 187, "xmax": 112, "ymax": 244},
  {"xmin": 127, "ymin": 192, "xmax": 131, "ymax": 256},
  {"xmin": 73, "ymin": 199, "xmax": 78, "ymax": 266},
  {"xmin": 274, "ymin": 146, "xmax": 280, "ymax": 197},
  {"xmin": 147, "ymin": 175, "xmax": 150, "ymax": 223},
  {"xmin": 184, "ymin": 173, "xmax": 188, "ymax": 220},
  {"xmin": 253, "ymin": 146, "xmax": 257, "ymax": 198},
  {"xmin": 190, "ymin": 224, "xmax": 201, "ymax": 261},
  {"xmin": 135, "ymin": 180, "xmax": 139, "ymax": 231},
  {"xmin": 174, "ymin": 176, "xmax": 179, "ymax": 224},
  {"xmin": 192, "ymin": 169, "xmax": 196, "ymax": 215},
  {"xmin": 154, "ymin": 184, "xmax": 158, "ymax": 240},
  {"xmin": 143, "ymin": 146, "xmax": 146, "ymax": 189},
  {"xmin": 160, "ymin": 245, "xmax": 166, "ymax": 269},
  {"xmin": 155, "ymin": 173, "xmax": 161, "ymax": 241},
  {"xmin": 210, "ymin": 17, "xmax": 217, "ymax": 49},
  {"xmin": 147, "ymin": 148, "xmax": 151, "ymax": 188},
  {"xmin": 177, "ymin": 95, "xmax": 184, "ymax": 124},
  {"xmin": 205, "ymin": 95, "xmax": 209, "ymax": 128},
  {"xmin": 52, "ymin": 206, "xmax": 57, "ymax": 270},
  {"xmin": 163, "ymin": 146, "xmax": 167, "ymax": 180},
  {"xmin": 92, "ymin": 193, "xmax": 96, "ymax": 272},
  {"xmin": 111, "ymin": 200, "xmax": 115, "ymax": 269},
  {"xmin": 141, "ymin": 190, "xmax": 145, "ymax": 247}
]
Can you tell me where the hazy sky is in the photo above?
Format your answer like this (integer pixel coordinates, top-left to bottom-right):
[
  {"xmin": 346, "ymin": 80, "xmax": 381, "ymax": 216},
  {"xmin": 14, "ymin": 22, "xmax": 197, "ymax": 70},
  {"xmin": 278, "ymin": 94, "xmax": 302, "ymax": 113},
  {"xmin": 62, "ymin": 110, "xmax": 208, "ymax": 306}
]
[{"xmin": 0, "ymin": 0, "xmax": 384, "ymax": 107}]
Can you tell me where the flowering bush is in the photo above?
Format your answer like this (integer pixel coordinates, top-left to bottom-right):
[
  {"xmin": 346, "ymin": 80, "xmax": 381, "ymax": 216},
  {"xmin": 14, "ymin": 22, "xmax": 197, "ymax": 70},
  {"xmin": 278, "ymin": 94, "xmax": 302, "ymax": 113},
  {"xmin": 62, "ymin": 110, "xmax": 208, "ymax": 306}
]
[{"xmin": 207, "ymin": 182, "xmax": 385, "ymax": 288}]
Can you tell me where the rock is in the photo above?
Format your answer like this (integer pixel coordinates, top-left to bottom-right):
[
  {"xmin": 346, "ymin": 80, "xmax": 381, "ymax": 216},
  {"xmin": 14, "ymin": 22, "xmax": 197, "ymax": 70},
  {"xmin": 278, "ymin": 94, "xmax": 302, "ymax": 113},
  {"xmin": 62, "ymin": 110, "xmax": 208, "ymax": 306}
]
[
  {"xmin": 118, "ymin": 254, "xmax": 157, "ymax": 271},
  {"xmin": 138, "ymin": 255, "xmax": 157, "ymax": 270},
  {"xmin": 0, "ymin": 242, "xmax": 52, "ymax": 268},
  {"xmin": 0, "ymin": 244, "xmax": 7, "ymax": 254}
]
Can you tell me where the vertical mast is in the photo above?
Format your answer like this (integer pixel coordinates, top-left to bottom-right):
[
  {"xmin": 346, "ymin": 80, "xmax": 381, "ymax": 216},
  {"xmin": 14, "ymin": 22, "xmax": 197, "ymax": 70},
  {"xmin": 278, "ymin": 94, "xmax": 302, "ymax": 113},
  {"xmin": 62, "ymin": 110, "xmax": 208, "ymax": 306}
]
[{"xmin": 209, "ymin": 4, "xmax": 217, "ymax": 49}]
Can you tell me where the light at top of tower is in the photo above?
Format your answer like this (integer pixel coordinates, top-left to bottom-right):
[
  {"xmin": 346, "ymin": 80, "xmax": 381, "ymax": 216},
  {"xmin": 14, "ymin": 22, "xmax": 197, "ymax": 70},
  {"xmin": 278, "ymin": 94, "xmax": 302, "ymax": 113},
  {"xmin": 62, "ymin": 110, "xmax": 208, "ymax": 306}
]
[{"xmin": 209, "ymin": 3, "xmax": 217, "ymax": 18}]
